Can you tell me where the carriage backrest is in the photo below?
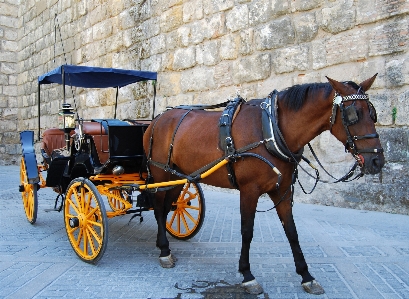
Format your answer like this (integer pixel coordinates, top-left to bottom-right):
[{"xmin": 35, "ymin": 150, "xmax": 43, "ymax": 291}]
[{"xmin": 41, "ymin": 128, "xmax": 69, "ymax": 158}]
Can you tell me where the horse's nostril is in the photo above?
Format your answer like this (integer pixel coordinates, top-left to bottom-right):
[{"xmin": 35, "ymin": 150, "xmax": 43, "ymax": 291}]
[{"xmin": 371, "ymin": 156, "xmax": 384, "ymax": 172}]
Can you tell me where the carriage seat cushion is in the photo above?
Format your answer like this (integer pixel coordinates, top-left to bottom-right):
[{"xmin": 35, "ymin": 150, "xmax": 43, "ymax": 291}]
[{"xmin": 81, "ymin": 122, "xmax": 107, "ymax": 135}]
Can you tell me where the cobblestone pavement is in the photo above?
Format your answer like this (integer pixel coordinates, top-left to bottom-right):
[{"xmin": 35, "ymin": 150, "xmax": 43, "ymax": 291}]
[{"xmin": 1, "ymin": 165, "xmax": 409, "ymax": 299}]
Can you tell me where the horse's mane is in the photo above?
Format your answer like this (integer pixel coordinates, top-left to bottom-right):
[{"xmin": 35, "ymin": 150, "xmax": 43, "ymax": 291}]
[{"xmin": 278, "ymin": 82, "xmax": 333, "ymax": 112}]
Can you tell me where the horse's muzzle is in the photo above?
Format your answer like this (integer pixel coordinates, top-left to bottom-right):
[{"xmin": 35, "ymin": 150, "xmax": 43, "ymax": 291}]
[{"xmin": 363, "ymin": 154, "xmax": 385, "ymax": 174}]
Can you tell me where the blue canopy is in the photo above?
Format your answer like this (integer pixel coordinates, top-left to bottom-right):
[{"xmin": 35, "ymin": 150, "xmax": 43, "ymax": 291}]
[{"xmin": 38, "ymin": 65, "xmax": 157, "ymax": 88}]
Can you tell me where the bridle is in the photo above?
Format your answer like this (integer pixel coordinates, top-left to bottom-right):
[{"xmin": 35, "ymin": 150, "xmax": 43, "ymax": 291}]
[{"xmin": 329, "ymin": 89, "xmax": 384, "ymax": 166}]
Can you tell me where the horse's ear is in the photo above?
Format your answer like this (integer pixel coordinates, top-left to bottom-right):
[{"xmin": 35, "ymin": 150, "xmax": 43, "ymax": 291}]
[
  {"xmin": 325, "ymin": 76, "xmax": 349, "ymax": 95},
  {"xmin": 359, "ymin": 73, "xmax": 378, "ymax": 92}
]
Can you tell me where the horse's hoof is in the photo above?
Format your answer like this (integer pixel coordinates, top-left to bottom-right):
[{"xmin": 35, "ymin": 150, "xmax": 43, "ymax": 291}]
[
  {"xmin": 302, "ymin": 280, "xmax": 325, "ymax": 295},
  {"xmin": 159, "ymin": 254, "xmax": 177, "ymax": 268},
  {"xmin": 242, "ymin": 279, "xmax": 264, "ymax": 294}
]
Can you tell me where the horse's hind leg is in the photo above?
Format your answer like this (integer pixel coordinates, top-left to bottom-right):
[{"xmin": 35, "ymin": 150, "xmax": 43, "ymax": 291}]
[
  {"xmin": 273, "ymin": 196, "xmax": 325, "ymax": 295},
  {"xmin": 153, "ymin": 185, "xmax": 183, "ymax": 268},
  {"xmin": 238, "ymin": 189, "xmax": 264, "ymax": 295}
]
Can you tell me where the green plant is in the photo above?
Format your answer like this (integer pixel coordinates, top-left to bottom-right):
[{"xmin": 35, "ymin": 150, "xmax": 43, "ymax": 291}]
[{"xmin": 392, "ymin": 107, "xmax": 397, "ymax": 123}]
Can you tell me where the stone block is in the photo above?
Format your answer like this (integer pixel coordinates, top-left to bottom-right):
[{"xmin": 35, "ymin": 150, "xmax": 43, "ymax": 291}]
[
  {"xmin": 207, "ymin": 13, "xmax": 226, "ymax": 39},
  {"xmin": 385, "ymin": 58, "xmax": 409, "ymax": 87},
  {"xmin": 157, "ymin": 72, "xmax": 181, "ymax": 97},
  {"xmin": 396, "ymin": 90, "xmax": 409, "ymax": 126},
  {"xmin": 173, "ymin": 46, "xmax": 196, "ymax": 70},
  {"xmin": 311, "ymin": 39, "xmax": 327, "ymax": 70},
  {"xmin": 180, "ymin": 67, "xmax": 215, "ymax": 92},
  {"xmin": 377, "ymin": 127, "xmax": 408, "ymax": 162},
  {"xmin": 239, "ymin": 29, "xmax": 253, "ymax": 55},
  {"xmin": 220, "ymin": 34, "xmax": 238, "ymax": 60},
  {"xmin": 369, "ymin": 18, "xmax": 408, "ymax": 57},
  {"xmin": 255, "ymin": 17, "xmax": 295, "ymax": 50},
  {"xmin": 249, "ymin": 0, "xmax": 271, "ymax": 26},
  {"xmin": 232, "ymin": 53, "xmax": 271, "ymax": 84},
  {"xmin": 356, "ymin": 0, "xmax": 409, "ymax": 25},
  {"xmin": 294, "ymin": 12, "xmax": 318, "ymax": 43},
  {"xmin": 92, "ymin": 20, "xmax": 113, "ymax": 41},
  {"xmin": 321, "ymin": 0, "xmax": 356, "ymax": 34},
  {"xmin": 370, "ymin": 92, "xmax": 392, "ymax": 126},
  {"xmin": 3, "ymin": 85, "xmax": 17, "ymax": 96},
  {"xmin": 271, "ymin": 0, "xmax": 290, "ymax": 16},
  {"xmin": 190, "ymin": 19, "xmax": 208, "ymax": 44},
  {"xmin": 325, "ymin": 29, "xmax": 368, "ymax": 66},
  {"xmin": 183, "ymin": 0, "xmax": 203, "ymax": 22},
  {"xmin": 0, "ymin": 15, "xmax": 18, "ymax": 28},
  {"xmin": 1, "ymin": 2, "xmax": 18, "ymax": 17},
  {"xmin": 272, "ymin": 44, "xmax": 310, "ymax": 74},
  {"xmin": 160, "ymin": 5, "xmax": 183, "ymax": 33},
  {"xmin": 196, "ymin": 40, "xmax": 219, "ymax": 66},
  {"xmin": 226, "ymin": 4, "xmax": 249, "ymax": 32},
  {"xmin": 149, "ymin": 34, "xmax": 166, "ymax": 55},
  {"xmin": 214, "ymin": 61, "xmax": 233, "ymax": 88},
  {"xmin": 203, "ymin": 0, "xmax": 234, "ymax": 14},
  {"xmin": 291, "ymin": 0, "xmax": 322, "ymax": 12}
]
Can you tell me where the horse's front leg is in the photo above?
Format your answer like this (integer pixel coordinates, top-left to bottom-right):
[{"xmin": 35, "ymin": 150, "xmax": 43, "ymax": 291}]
[
  {"xmin": 273, "ymin": 195, "xmax": 325, "ymax": 295},
  {"xmin": 238, "ymin": 191, "xmax": 264, "ymax": 295}
]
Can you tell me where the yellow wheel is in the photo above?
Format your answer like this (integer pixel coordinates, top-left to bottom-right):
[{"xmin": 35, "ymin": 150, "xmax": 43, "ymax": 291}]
[
  {"xmin": 106, "ymin": 189, "xmax": 130, "ymax": 212},
  {"xmin": 64, "ymin": 178, "xmax": 108, "ymax": 264},
  {"xmin": 19, "ymin": 157, "xmax": 38, "ymax": 224},
  {"xmin": 166, "ymin": 182, "xmax": 205, "ymax": 240}
]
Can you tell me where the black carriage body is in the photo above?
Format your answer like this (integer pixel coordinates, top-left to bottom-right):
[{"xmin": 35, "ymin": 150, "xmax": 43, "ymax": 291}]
[{"xmin": 23, "ymin": 65, "xmax": 157, "ymax": 192}]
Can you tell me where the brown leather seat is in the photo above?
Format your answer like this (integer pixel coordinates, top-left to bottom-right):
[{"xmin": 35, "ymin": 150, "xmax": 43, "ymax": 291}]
[{"xmin": 41, "ymin": 129, "xmax": 66, "ymax": 158}]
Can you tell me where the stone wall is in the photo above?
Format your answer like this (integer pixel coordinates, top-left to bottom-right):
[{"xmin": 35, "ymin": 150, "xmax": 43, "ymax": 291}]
[
  {"xmin": 0, "ymin": 0, "xmax": 20, "ymax": 165},
  {"xmin": 9, "ymin": 0, "xmax": 409, "ymax": 213}
]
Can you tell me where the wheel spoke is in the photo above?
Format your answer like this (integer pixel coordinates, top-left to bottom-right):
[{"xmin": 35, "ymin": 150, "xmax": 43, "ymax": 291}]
[
  {"xmin": 66, "ymin": 197, "xmax": 81, "ymax": 216},
  {"xmin": 181, "ymin": 208, "xmax": 197, "ymax": 224},
  {"xmin": 180, "ymin": 211, "xmax": 190, "ymax": 232},
  {"xmin": 86, "ymin": 229, "xmax": 97, "ymax": 255}
]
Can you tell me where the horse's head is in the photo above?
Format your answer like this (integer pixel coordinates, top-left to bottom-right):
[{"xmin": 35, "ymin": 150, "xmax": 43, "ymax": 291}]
[{"xmin": 326, "ymin": 74, "xmax": 384, "ymax": 175}]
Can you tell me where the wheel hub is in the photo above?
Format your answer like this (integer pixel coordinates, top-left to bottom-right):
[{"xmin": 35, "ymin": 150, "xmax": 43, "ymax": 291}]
[{"xmin": 69, "ymin": 217, "xmax": 80, "ymax": 228}]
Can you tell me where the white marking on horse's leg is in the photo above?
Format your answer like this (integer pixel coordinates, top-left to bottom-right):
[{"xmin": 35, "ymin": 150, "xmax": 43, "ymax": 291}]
[
  {"xmin": 241, "ymin": 279, "xmax": 264, "ymax": 294},
  {"xmin": 159, "ymin": 254, "xmax": 177, "ymax": 268}
]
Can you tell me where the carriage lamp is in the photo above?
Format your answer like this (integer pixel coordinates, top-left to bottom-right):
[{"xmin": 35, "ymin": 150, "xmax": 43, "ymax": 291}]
[
  {"xmin": 58, "ymin": 103, "xmax": 76, "ymax": 132},
  {"xmin": 58, "ymin": 103, "xmax": 76, "ymax": 151}
]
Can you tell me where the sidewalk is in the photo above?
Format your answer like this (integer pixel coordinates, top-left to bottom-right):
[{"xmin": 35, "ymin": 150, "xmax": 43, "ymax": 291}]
[{"xmin": 0, "ymin": 165, "xmax": 408, "ymax": 299}]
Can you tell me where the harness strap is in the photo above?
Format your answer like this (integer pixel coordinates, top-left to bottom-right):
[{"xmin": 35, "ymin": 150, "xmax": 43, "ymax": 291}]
[{"xmin": 218, "ymin": 97, "xmax": 245, "ymax": 189}]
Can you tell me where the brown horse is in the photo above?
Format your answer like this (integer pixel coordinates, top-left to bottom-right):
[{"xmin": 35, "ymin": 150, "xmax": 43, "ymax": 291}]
[{"xmin": 142, "ymin": 75, "xmax": 384, "ymax": 295}]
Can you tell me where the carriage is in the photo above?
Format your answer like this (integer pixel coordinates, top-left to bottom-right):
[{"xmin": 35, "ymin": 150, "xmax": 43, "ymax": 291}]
[
  {"xmin": 19, "ymin": 65, "xmax": 384, "ymax": 295},
  {"xmin": 19, "ymin": 65, "xmax": 209, "ymax": 263}
]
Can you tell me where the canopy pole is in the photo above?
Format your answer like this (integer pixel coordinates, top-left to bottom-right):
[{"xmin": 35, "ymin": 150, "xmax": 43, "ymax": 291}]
[
  {"xmin": 62, "ymin": 65, "xmax": 66, "ymax": 104},
  {"xmin": 114, "ymin": 86, "xmax": 119, "ymax": 119},
  {"xmin": 37, "ymin": 81, "xmax": 41, "ymax": 141},
  {"xmin": 152, "ymin": 80, "xmax": 156, "ymax": 119}
]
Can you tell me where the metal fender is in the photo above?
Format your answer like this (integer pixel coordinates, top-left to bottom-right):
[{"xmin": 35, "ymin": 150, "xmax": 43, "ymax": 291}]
[{"xmin": 20, "ymin": 131, "xmax": 40, "ymax": 184}]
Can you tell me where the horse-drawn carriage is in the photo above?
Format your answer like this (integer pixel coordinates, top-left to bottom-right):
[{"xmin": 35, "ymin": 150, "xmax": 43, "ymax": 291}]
[
  {"xmin": 19, "ymin": 65, "xmax": 384, "ymax": 295},
  {"xmin": 19, "ymin": 65, "xmax": 207, "ymax": 263}
]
